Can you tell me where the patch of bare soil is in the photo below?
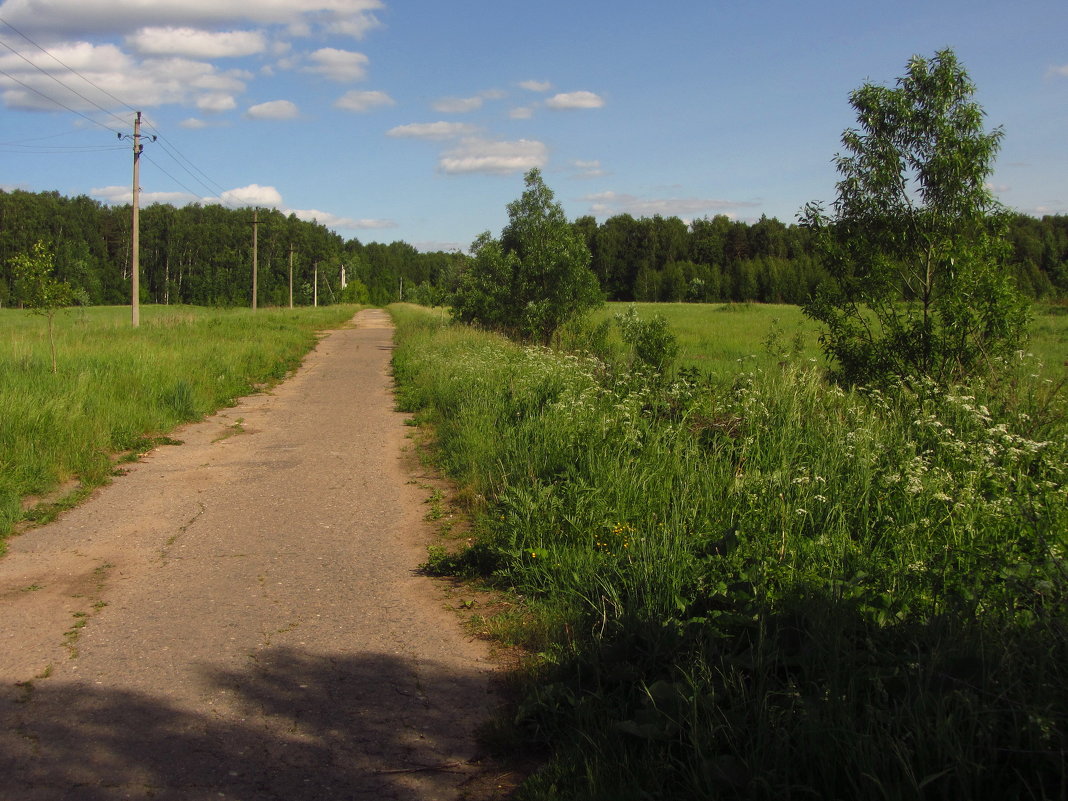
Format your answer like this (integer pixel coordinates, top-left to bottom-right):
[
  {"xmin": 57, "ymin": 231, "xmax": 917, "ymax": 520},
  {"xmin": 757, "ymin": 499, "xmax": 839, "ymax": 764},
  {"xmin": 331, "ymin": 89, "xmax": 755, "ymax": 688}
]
[{"xmin": 0, "ymin": 309, "xmax": 515, "ymax": 800}]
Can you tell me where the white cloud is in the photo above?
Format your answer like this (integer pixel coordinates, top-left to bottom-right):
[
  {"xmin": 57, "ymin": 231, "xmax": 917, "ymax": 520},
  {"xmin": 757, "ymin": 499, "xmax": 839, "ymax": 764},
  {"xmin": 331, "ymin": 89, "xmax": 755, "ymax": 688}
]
[
  {"xmin": 1, "ymin": 86, "xmax": 62, "ymax": 112},
  {"xmin": 146, "ymin": 190, "xmax": 201, "ymax": 205},
  {"xmin": 305, "ymin": 47, "xmax": 369, "ymax": 82},
  {"xmin": 432, "ymin": 89, "xmax": 506, "ymax": 113},
  {"xmin": 509, "ymin": 106, "xmax": 534, "ymax": 120},
  {"xmin": 0, "ymin": 44, "xmax": 250, "ymax": 111},
  {"xmin": 216, "ymin": 183, "xmax": 284, "ymax": 207},
  {"xmin": 0, "ymin": 40, "xmax": 128, "ymax": 72},
  {"xmin": 196, "ymin": 92, "xmax": 237, "ymax": 112},
  {"xmin": 571, "ymin": 160, "xmax": 606, "ymax": 179},
  {"xmin": 0, "ymin": 41, "xmax": 128, "ymax": 110},
  {"xmin": 334, "ymin": 89, "xmax": 394, "ymax": 112},
  {"xmin": 89, "ymin": 185, "xmax": 131, "ymax": 204},
  {"xmin": 432, "ymin": 95, "xmax": 484, "ymax": 114},
  {"xmin": 0, "ymin": 0, "xmax": 385, "ymax": 40},
  {"xmin": 387, "ymin": 121, "xmax": 477, "ymax": 140},
  {"xmin": 439, "ymin": 137, "xmax": 548, "ymax": 175},
  {"xmin": 582, "ymin": 191, "xmax": 758, "ymax": 219},
  {"xmin": 546, "ymin": 91, "xmax": 605, "ymax": 110},
  {"xmin": 324, "ymin": 12, "xmax": 383, "ymax": 39},
  {"xmin": 414, "ymin": 240, "xmax": 465, "ymax": 253},
  {"xmin": 90, "ymin": 185, "xmax": 197, "ymax": 205},
  {"xmin": 274, "ymin": 54, "xmax": 301, "ymax": 71},
  {"xmin": 127, "ymin": 27, "xmax": 266, "ymax": 58},
  {"xmin": 180, "ymin": 117, "xmax": 208, "ymax": 128},
  {"xmin": 288, "ymin": 208, "xmax": 396, "ymax": 229},
  {"xmin": 519, "ymin": 80, "xmax": 551, "ymax": 92},
  {"xmin": 1047, "ymin": 64, "xmax": 1068, "ymax": 78},
  {"xmin": 91, "ymin": 180, "xmax": 381, "ymax": 231},
  {"xmin": 246, "ymin": 99, "xmax": 299, "ymax": 119},
  {"xmin": 1032, "ymin": 203, "xmax": 1067, "ymax": 214}
]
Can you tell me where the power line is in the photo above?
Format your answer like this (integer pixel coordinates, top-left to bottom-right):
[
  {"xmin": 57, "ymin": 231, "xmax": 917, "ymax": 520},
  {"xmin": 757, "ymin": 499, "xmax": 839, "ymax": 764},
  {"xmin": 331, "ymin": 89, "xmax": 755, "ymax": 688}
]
[
  {"xmin": 150, "ymin": 133, "xmax": 230, "ymax": 198},
  {"xmin": 0, "ymin": 18, "xmax": 215, "ymax": 196},
  {"xmin": 0, "ymin": 65, "xmax": 118, "ymax": 132},
  {"xmin": 0, "ymin": 37, "xmax": 130, "ymax": 130},
  {"xmin": 0, "ymin": 16, "xmax": 134, "ymax": 128},
  {"xmin": 0, "ymin": 16, "xmax": 249, "ymax": 214},
  {"xmin": 143, "ymin": 154, "xmax": 209, "ymax": 201},
  {"xmin": 0, "ymin": 129, "xmax": 106, "ymax": 146},
  {"xmin": 0, "ymin": 144, "xmax": 126, "ymax": 154}
]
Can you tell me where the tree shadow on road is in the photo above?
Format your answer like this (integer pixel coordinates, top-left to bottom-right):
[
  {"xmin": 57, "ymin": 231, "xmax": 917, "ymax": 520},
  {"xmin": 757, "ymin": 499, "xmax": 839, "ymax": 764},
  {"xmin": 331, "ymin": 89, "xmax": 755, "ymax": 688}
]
[{"xmin": 1, "ymin": 647, "xmax": 518, "ymax": 800}]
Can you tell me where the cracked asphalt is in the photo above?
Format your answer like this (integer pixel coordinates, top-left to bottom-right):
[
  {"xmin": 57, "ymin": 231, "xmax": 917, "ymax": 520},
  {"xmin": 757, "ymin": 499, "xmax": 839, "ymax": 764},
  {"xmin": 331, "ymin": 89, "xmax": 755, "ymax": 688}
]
[{"xmin": 0, "ymin": 309, "xmax": 505, "ymax": 800}]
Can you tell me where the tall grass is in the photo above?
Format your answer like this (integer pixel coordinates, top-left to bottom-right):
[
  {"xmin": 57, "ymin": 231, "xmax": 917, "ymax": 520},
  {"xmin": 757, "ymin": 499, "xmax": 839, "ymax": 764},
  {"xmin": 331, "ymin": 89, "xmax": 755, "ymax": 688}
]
[
  {"xmin": 0, "ymin": 304, "xmax": 358, "ymax": 544},
  {"xmin": 391, "ymin": 303, "xmax": 1067, "ymax": 800}
]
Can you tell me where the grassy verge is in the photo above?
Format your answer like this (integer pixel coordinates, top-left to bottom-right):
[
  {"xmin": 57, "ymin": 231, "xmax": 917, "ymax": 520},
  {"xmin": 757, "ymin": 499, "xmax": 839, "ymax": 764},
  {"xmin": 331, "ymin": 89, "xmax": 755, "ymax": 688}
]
[
  {"xmin": 0, "ymin": 304, "xmax": 360, "ymax": 547},
  {"xmin": 390, "ymin": 303, "xmax": 1067, "ymax": 800}
]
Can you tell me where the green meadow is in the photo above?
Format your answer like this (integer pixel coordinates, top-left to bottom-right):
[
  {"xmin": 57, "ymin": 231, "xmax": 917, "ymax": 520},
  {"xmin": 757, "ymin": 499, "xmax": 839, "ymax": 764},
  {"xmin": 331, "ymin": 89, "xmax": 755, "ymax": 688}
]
[
  {"xmin": 590, "ymin": 301, "xmax": 1068, "ymax": 378},
  {"xmin": 0, "ymin": 304, "xmax": 358, "ymax": 546},
  {"xmin": 591, "ymin": 302, "xmax": 825, "ymax": 370},
  {"xmin": 391, "ymin": 302, "xmax": 1067, "ymax": 800}
]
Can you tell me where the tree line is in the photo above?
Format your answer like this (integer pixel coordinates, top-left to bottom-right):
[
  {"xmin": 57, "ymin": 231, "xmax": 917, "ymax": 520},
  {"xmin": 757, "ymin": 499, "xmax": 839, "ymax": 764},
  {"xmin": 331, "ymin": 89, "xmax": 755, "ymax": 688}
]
[
  {"xmin": 0, "ymin": 189, "xmax": 463, "ymax": 309},
  {"xmin": 575, "ymin": 210, "xmax": 1068, "ymax": 304},
  {"xmin": 1, "ymin": 187, "xmax": 1065, "ymax": 311}
]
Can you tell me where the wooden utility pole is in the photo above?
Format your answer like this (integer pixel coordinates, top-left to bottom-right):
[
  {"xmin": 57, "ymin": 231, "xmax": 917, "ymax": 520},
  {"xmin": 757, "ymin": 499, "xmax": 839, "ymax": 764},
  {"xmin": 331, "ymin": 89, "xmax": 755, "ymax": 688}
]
[
  {"xmin": 130, "ymin": 111, "xmax": 142, "ymax": 327},
  {"xmin": 250, "ymin": 209, "xmax": 259, "ymax": 310},
  {"xmin": 288, "ymin": 243, "xmax": 295, "ymax": 309}
]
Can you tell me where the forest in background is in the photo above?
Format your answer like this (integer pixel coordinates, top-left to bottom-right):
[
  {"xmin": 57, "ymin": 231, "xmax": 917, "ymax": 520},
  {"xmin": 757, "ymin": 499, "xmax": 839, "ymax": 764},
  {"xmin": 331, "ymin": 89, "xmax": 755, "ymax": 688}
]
[
  {"xmin": 1, "ymin": 188, "xmax": 1066, "ymax": 310},
  {"xmin": 0, "ymin": 189, "xmax": 463, "ymax": 308},
  {"xmin": 574, "ymin": 210, "xmax": 1068, "ymax": 303}
]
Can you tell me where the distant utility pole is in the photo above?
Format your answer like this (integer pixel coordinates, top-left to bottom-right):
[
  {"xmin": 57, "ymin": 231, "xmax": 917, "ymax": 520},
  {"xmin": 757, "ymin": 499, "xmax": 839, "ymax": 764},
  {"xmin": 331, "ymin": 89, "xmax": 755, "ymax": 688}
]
[
  {"xmin": 122, "ymin": 111, "xmax": 155, "ymax": 328},
  {"xmin": 288, "ymin": 242, "xmax": 295, "ymax": 309},
  {"xmin": 250, "ymin": 209, "xmax": 260, "ymax": 310},
  {"xmin": 313, "ymin": 262, "xmax": 319, "ymax": 307}
]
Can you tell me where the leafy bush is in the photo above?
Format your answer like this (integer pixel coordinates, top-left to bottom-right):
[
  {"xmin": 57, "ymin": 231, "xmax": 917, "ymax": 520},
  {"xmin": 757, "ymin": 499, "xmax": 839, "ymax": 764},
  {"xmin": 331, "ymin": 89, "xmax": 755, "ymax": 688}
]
[{"xmin": 614, "ymin": 305, "xmax": 679, "ymax": 372}]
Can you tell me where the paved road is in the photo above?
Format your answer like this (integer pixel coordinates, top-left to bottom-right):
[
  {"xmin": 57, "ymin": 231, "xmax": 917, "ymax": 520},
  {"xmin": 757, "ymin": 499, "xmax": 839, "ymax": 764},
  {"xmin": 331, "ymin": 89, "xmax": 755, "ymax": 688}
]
[{"xmin": 0, "ymin": 309, "xmax": 502, "ymax": 800}]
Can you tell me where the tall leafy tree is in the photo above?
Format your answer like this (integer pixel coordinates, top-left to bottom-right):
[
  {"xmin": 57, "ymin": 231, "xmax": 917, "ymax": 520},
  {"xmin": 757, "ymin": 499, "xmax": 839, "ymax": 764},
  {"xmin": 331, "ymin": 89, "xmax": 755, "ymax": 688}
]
[
  {"xmin": 802, "ymin": 48, "xmax": 1028, "ymax": 386},
  {"xmin": 453, "ymin": 168, "xmax": 602, "ymax": 343}
]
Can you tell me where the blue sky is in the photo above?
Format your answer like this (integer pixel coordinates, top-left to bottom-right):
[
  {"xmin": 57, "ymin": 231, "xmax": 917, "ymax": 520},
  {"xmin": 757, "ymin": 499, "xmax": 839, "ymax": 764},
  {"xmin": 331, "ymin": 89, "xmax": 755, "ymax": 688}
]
[{"xmin": 0, "ymin": 0, "xmax": 1065, "ymax": 251}]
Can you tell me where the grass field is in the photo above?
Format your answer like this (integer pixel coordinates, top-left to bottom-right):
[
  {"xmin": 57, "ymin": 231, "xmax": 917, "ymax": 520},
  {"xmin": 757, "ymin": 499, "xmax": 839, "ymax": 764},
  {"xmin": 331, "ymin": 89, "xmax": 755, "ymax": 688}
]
[
  {"xmin": 391, "ymin": 301, "xmax": 1067, "ymax": 800},
  {"xmin": 590, "ymin": 301, "xmax": 1068, "ymax": 378},
  {"xmin": 0, "ymin": 304, "xmax": 359, "ymax": 546},
  {"xmin": 591, "ymin": 302, "xmax": 824, "ymax": 371}
]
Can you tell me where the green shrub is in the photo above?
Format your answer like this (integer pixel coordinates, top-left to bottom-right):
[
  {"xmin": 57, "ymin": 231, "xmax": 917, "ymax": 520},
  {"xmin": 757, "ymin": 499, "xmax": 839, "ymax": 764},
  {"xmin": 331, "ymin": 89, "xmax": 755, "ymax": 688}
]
[{"xmin": 614, "ymin": 305, "xmax": 679, "ymax": 372}]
